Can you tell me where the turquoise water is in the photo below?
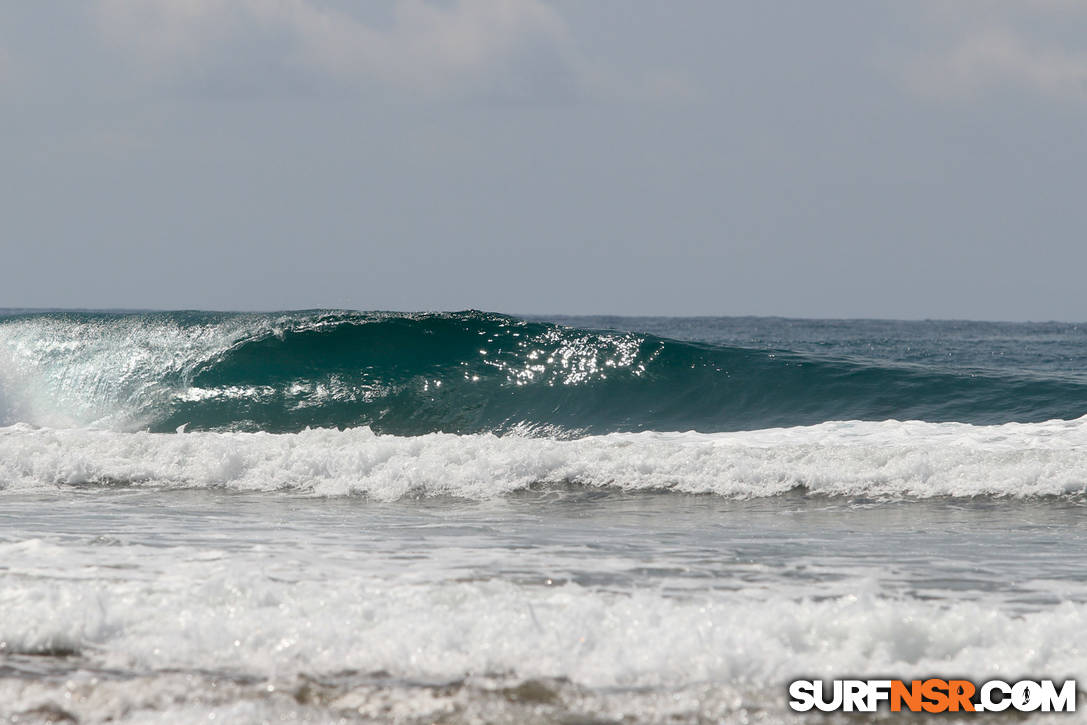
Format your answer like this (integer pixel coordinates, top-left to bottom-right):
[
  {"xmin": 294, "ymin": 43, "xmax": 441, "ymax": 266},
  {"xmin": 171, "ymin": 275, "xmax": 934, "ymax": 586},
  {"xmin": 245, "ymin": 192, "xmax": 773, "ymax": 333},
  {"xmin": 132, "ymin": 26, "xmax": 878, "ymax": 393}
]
[{"xmin": 1, "ymin": 310, "xmax": 1085, "ymax": 434}]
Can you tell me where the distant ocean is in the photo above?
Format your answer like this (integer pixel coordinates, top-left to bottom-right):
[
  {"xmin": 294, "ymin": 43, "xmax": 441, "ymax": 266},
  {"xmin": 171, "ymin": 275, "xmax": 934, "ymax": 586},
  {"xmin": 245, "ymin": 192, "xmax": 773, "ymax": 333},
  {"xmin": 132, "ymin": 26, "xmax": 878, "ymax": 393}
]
[{"xmin": 2, "ymin": 310, "xmax": 1086, "ymax": 723}]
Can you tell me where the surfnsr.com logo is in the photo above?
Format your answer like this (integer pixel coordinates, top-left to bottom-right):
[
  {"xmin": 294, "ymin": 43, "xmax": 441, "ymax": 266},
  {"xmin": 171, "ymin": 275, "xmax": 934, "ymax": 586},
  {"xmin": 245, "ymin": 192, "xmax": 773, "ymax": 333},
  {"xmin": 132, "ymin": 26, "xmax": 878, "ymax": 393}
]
[{"xmin": 788, "ymin": 679, "xmax": 1076, "ymax": 713}]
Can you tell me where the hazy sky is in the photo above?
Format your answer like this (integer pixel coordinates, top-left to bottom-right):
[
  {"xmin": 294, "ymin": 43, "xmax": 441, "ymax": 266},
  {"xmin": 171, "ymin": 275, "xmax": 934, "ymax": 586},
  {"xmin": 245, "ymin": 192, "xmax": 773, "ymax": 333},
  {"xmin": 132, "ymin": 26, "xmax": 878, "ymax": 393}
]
[{"xmin": 2, "ymin": 2, "xmax": 1086, "ymax": 319}]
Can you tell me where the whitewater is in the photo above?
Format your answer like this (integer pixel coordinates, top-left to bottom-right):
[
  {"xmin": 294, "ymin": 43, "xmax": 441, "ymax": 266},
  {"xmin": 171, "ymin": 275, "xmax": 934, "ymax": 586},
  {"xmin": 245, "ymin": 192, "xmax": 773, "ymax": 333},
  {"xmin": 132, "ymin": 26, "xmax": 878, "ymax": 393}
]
[{"xmin": 2, "ymin": 311, "xmax": 1086, "ymax": 723}]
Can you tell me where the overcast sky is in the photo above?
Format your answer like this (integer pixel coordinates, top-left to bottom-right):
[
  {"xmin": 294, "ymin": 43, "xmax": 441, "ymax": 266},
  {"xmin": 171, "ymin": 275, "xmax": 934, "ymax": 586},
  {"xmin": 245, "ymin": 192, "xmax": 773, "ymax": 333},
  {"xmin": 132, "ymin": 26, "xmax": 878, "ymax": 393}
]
[{"xmin": 2, "ymin": 1, "xmax": 1086, "ymax": 319}]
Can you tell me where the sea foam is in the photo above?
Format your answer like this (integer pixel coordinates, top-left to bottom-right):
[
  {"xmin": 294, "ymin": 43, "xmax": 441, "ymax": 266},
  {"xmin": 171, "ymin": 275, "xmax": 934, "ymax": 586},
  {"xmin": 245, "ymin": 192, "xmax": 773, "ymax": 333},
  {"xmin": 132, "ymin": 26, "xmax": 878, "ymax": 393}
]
[
  {"xmin": 1, "ymin": 527, "xmax": 1083, "ymax": 682},
  {"xmin": 2, "ymin": 546, "xmax": 1083, "ymax": 697},
  {"xmin": 2, "ymin": 417, "xmax": 1086, "ymax": 499}
]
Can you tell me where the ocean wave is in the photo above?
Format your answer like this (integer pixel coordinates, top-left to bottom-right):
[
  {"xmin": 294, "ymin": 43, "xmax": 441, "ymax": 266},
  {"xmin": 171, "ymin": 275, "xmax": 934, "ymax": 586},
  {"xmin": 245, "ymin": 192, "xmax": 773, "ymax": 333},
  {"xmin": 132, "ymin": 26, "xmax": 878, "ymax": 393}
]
[
  {"xmin": 3, "ymin": 418, "xmax": 1087, "ymax": 499},
  {"xmin": 1, "ymin": 311, "xmax": 1086, "ymax": 434}
]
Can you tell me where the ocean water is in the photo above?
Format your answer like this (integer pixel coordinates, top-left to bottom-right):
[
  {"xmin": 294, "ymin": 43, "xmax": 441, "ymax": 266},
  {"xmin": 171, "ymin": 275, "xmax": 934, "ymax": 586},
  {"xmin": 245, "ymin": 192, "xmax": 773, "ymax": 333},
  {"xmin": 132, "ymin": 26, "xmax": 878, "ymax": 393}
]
[{"xmin": 1, "ymin": 310, "xmax": 1085, "ymax": 724}]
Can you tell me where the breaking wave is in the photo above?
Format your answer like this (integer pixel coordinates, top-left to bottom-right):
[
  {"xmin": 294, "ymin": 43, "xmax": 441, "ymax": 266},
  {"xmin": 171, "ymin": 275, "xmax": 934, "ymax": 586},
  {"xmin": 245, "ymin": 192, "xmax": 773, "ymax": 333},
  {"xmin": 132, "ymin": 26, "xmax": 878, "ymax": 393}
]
[{"xmin": 1, "ymin": 310, "xmax": 1085, "ymax": 435}]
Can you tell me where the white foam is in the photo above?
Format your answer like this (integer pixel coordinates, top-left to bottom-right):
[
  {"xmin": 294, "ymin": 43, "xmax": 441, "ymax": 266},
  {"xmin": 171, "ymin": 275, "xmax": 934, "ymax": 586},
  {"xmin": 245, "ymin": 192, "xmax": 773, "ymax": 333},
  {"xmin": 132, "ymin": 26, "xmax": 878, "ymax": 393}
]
[
  {"xmin": 2, "ymin": 417, "xmax": 1087, "ymax": 499},
  {"xmin": 2, "ymin": 547, "xmax": 1085, "ymax": 722}
]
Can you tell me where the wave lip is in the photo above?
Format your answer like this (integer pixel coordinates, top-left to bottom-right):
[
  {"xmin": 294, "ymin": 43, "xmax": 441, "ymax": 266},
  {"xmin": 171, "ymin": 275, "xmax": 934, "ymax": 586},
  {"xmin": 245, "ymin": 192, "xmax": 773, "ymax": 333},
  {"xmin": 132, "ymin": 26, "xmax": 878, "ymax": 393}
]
[{"xmin": 3, "ymin": 417, "xmax": 1087, "ymax": 499}]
